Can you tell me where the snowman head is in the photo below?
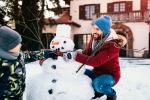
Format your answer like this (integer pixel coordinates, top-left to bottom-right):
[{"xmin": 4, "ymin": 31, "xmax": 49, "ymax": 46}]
[{"xmin": 50, "ymin": 24, "xmax": 75, "ymax": 52}]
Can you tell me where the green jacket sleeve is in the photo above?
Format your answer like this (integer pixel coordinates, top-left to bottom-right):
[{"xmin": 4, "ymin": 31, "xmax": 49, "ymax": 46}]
[{"xmin": 22, "ymin": 50, "xmax": 45, "ymax": 64}]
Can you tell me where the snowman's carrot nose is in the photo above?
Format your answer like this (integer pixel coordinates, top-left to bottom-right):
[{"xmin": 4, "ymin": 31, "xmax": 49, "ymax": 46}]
[{"xmin": 52, "ymin": 41, "xmax": 59, "ymax": 45}]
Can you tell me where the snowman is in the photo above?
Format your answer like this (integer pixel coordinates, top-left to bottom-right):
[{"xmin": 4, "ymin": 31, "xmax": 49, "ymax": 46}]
[{"xmin": 24, "ymin": 24, "xmax": 94, "ymax": 100}]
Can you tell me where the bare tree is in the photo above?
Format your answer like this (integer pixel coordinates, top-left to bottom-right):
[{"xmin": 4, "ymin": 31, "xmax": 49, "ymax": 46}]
[
  {"xmin": 0, "ymin": 0, "xmax": 71, "ymax": 50},
  {"xmin": 0, "ymin": 8, "xmax": 6, "ymax": 25}
]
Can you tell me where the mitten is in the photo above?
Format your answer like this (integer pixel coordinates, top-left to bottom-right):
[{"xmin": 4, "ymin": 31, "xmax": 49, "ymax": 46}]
[
  {"xmin": 44, "ymin": 50, "xmax": 58, "ymax": 59},
  {"xmin": 63, "ymin": 51, "xmax": 77, "ymax": 61}
]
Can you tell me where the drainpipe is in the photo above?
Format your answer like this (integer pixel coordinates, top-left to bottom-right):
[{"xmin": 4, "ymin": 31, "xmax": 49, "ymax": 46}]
[
  {"xmin": 124, "ymin": 29, "xmax": 130, "ymax": 57},
  {"xmin": 149, "ymin": 21, "xmax": 150, "ymax": 57},
  {"xmin": 148, "ymin": 15, "xmax": 150, "ymax": 57},
  {"xmin": 145, "ymin": 15, "xmax": 150, "ymax": 57}
]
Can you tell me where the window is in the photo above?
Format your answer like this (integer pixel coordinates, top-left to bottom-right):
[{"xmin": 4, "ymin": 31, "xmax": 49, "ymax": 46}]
[
  {"xmin": 79, "ymin": 4, "xmax": 100, "ymax": 20},
  {"xmin": 108, "ymin": 1, "xmax": 132, "ymax": 13},
  {"xmin": 148, "ymin": 0, "xmax": 150, "ymax": 9},
  {"xmin": 85, "ymin": 6, "xmax": 90, "ymax": 19},
  {"xmin": 120, "ymin": 3, "xmax": 125, "ymax": 12},
  {"xmin": 83, "ymin": 34, "xmax": 91, "ymax": 46},
  {"xmin": 114, "ymin": 3, "xmax": 119, "ymax": 12},
  {"xmin": 74, "ymin": 34, "xmax": 92, "ymax": 49},
  {"xmin": 114, "ymin": 3, "xmax": 125, "ymax": 12},
  {"xmin": 85, "ymin": 5, "xmax": 95, "ymax": 19}
]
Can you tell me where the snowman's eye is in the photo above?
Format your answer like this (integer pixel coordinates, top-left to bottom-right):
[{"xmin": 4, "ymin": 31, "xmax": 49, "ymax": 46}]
[
  {"xmin": 52, "ymin": 46, "xmax": 55, "ymax": 48},
  {"xmin": 63, "ymin": 41, "xmax": 66, "ymax": 43},
  {"xmin": 61, "ymin": 47, "xmax": 64, "ymax": 49}
]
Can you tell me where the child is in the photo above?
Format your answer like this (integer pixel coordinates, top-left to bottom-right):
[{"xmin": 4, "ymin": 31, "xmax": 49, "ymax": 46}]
[
  {"xmin": 63, "ymin": 16, "xmax": 127, "ymax": 100},
  {"xmin": 0, "ymin": 25, "xmax": 58, "ymax": 100},
  {"xmin": 0, "ymin": 26, "xmax": 25, "ymax": 100}
]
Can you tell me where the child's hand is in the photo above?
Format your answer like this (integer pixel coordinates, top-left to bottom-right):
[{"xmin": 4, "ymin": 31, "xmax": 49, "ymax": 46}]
[{"xmin": 39, "ymin": 58, "xmax": 46, "ymax": 66}]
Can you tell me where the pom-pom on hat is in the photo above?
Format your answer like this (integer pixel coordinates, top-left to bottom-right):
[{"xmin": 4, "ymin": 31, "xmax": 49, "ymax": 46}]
[{"xmin": 95, "ymin": 15, "xmax": 112, "ymax": 36}]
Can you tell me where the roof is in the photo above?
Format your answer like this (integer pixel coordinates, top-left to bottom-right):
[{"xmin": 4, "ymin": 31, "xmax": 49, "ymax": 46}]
[{"xmin": 44, "ymin": 11, "xmax": 81, "ymax": 27}]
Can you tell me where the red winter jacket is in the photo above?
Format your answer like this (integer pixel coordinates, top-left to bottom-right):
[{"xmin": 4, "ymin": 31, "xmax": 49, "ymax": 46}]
[{"xmin": 75, "ymin": 38, "xmax": 120, "ymax": 84}]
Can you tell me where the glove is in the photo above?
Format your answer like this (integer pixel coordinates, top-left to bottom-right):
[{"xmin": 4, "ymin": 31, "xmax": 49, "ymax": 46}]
[
  {"xmin": 63, "ymin": 51, "xmax": 77, "ymax": 62},
  {"xmin": 44, "ymin": 50, "xmax": 58, "ymax": 60}
]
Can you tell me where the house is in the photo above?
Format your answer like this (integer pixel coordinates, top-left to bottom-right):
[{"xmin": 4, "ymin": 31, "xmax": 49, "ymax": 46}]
[{"xmin": 43, "ymin": 0, "xmax": 150, "ymax": 58}]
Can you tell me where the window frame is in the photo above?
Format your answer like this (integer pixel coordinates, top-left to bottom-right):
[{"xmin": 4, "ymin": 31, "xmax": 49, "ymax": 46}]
[
  {"xmin": 148, "ymin": 0, "xmax": 150, "ymax": 9},
  {"xmin": 108, "ymin": 1, "xmax": 132, "ymax": 13},
  {"xmin": 79, "ymin": 4, "xmax": 100, "ymax": 20},
  {"xmin": 113, "ymin": 2, "xmax": 126, "ymax": 12}
]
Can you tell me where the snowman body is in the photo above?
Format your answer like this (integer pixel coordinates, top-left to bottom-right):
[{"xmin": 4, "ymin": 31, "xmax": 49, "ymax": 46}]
[
  {"xmin": 25, "ymin": 57, "xmax": 94, "ymax": 100},
  {"xmin": 24, "ymin": 24, "xmax": 94, "ymax": 100}
]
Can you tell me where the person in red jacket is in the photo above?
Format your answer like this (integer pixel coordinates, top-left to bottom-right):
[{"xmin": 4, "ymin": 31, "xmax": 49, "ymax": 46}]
[{"xmin": 63, "ymin": 15, "xmax": 127, "ymax": 100}]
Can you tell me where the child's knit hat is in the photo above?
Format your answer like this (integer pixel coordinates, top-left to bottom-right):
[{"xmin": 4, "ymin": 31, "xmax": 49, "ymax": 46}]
[
  {"xmin": 0, "ymin": 26, "xmax": 22, "ymax": 60},
  {"xmin": 95, "ymin": 15, "xmax": 112, "ymax": 36}
]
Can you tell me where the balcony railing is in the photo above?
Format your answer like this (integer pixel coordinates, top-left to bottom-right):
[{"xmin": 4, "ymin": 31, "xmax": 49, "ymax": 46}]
[{"xmin": 94, "ymin": 10, "xmax": 150, "ymax": 22}]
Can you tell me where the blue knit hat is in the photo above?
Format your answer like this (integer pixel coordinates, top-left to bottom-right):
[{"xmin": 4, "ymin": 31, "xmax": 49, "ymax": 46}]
[
  {"xmin": 95, "ymin": 15, "xmax": 112, "ymax": 36},
  {"xmin": 0, "ymin": 26, "xmax": 22, "ymax": 60}
]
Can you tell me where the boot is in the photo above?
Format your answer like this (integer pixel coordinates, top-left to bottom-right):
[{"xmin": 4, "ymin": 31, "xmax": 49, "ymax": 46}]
[
  {"xmin": 106, "ymin": 95, "xmax": 117, "ymax": 100},
  {"xmin": 91, "ymin": 91, "xmax": 104, "ymax": 99}
]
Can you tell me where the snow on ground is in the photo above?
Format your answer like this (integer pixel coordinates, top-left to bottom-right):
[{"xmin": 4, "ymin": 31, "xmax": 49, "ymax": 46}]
[
  {"xmin": 24, "ymin": 58, "xmax": 150, "ymax": 100},
  {"xmin": 115, "ymin": 58, "xmax": 150, "ymax": 100}
]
